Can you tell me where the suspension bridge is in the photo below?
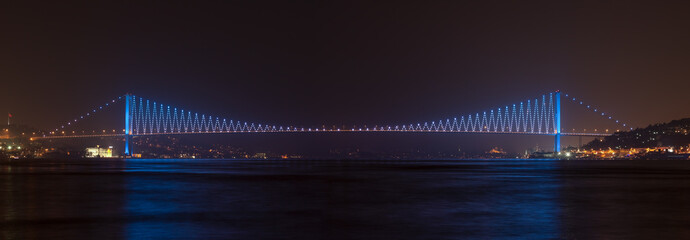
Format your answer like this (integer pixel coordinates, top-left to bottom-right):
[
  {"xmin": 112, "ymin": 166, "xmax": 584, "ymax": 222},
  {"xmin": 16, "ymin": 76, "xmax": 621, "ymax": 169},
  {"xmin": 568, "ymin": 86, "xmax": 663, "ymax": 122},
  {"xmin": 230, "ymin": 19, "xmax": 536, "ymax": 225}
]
[{"xmin": 31, "ymin": 90, "xmax": 632, "ymax": 156}]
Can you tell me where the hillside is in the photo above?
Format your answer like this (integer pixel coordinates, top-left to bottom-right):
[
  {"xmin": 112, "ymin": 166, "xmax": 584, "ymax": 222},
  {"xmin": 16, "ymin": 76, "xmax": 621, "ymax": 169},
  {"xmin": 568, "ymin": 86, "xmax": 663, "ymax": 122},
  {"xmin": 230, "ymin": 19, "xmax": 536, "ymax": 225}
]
[{"xmin": 583, "ymin": 118, "xmax": 690, "ymax": 149}]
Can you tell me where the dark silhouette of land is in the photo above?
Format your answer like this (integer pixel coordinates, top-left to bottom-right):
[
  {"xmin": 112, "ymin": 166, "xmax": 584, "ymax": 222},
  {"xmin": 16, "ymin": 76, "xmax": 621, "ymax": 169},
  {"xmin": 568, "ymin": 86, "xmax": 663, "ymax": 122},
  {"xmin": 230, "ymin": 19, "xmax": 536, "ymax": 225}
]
[{"xmin": 584, "ymin": 118, "xmax": 690, "ymax": 150}]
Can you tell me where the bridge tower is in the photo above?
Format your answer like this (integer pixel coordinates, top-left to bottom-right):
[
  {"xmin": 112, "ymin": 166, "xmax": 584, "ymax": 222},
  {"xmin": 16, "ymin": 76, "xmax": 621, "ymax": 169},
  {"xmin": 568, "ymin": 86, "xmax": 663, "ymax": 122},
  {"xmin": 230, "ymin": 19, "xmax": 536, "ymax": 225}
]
[
  {"xmin": 124, "ymin": 94, "xmax": 133, "ymax": 156},
  {"xmin": 554, "ymin": 91, "xmax": 561, "ymax": 152}
]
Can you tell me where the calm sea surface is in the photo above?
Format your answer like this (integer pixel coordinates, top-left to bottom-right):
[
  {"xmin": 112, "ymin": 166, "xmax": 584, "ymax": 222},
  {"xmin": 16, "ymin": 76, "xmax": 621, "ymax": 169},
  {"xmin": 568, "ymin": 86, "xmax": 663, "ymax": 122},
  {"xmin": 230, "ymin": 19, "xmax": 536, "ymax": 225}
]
[{"xmin": 1, "ymin": 159, "xmax": 689, "ymax": 239}]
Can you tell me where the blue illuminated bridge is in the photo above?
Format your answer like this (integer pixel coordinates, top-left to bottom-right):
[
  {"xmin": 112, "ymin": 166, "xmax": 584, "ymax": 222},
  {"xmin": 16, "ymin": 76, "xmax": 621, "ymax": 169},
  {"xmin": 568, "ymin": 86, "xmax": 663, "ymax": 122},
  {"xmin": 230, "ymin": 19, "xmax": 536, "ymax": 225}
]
[{"xmin": 32, "ymin": 90, "xmax": 632, "ymax": 156}]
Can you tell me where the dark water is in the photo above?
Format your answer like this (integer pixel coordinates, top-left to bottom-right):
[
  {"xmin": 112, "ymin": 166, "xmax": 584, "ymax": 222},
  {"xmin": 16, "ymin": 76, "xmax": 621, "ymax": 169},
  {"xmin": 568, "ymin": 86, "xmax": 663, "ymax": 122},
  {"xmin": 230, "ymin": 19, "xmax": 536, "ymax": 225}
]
[{"xmin": 1, "ymin": 159, "xmax": 690, "ymax": 239}]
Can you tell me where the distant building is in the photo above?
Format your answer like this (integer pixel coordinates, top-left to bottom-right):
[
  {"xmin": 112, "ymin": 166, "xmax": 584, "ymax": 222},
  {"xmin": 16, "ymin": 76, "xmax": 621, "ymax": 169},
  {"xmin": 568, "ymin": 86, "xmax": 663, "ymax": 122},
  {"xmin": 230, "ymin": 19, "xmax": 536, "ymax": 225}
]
[
  {"xmin": 486, "ymin": 147, "xmax": 508, "ymax": 158},
  {"xmin": 85, "ymin": 146, "xmax": 116, "ymax": 158}
]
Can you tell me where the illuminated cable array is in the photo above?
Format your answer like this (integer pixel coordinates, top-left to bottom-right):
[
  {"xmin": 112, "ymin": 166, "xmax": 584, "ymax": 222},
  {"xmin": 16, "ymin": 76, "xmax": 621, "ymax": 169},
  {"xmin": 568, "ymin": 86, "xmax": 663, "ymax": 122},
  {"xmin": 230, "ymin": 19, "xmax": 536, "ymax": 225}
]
[
  {"xmin": 51, "ymin": 95, "xmax": 124, "ymax": 134},
  {"xmin": 383, "ymin": 93, "xmax": 558, "ymax": 134},
  {"xmin": 128, "ymin": 93, "xmax": 560, "ymax": 135},
  {"xmin": 128, "ymin": 95, "xmax": 289, "ymax": 134},
  {"xmin": 562, "ymin": 92, "xmax": 634, "ymax": 131},
  {"xmin": 46, "ymin": 91, "xmax": 631, "ymax": 137}
]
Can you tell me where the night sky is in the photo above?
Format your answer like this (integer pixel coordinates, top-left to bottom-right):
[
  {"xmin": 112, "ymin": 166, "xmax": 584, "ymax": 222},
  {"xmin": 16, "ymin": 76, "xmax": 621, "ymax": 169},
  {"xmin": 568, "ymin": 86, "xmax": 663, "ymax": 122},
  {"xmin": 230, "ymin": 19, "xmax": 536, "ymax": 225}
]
[{"xmin": 2, "ymin": 1, "xmax": 689, "ymax": 151}]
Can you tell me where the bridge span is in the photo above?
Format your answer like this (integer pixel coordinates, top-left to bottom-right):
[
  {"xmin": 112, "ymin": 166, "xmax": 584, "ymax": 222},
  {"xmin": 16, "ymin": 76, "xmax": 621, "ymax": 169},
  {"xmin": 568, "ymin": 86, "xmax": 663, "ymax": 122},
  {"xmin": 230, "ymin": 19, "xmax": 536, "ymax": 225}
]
[{"xmin": 33, "ymin": 90, "xmax": 631, "ymax": 156}]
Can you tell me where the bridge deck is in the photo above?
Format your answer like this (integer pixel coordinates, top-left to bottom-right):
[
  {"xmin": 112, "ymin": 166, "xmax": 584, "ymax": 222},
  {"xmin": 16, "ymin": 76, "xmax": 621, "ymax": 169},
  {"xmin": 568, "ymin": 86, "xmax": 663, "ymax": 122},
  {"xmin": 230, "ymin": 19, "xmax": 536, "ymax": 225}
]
[{"xmin": 29, "ymin": 130, "xmax": 612, "ymax": 140}]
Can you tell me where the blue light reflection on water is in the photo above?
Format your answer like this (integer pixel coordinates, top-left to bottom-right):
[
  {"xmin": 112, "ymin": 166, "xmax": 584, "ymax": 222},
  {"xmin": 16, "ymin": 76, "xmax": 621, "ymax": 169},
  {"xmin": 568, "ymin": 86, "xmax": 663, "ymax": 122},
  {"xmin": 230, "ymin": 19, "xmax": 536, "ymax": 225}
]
[
  {"xmin": 120, "ymin": 159, "xmax": 562, "ymax": 239},
  {"xmin": 123, "ymin": 159, "xmax": 242, "ymax": 239},
  {"xmin": 3, "ymin": 159, "xmax": 689, "ymax": 239}
]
